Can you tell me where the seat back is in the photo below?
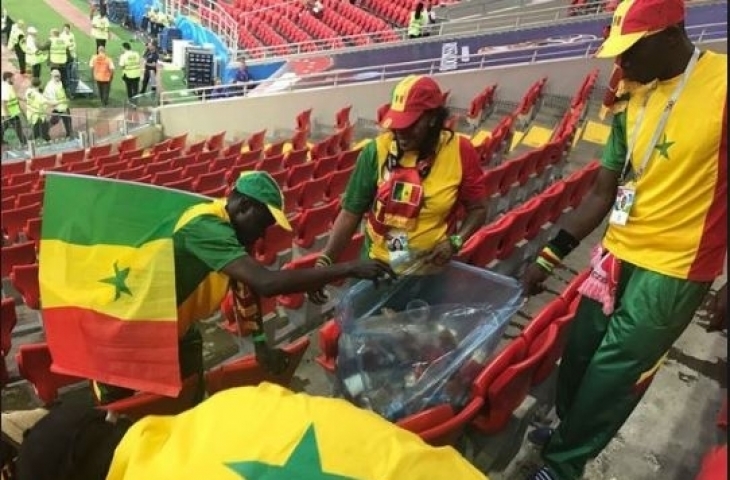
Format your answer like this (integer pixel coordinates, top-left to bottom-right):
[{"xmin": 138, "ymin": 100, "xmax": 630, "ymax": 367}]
[
  {"xmin": 1, "ymin": 298, "xmax": 18, "ymax": 356},
  {"xmin": 16, "ymin": 343, "xmax": 84, "ymax": 405},
  {"xmin": 205, "ymin": 337, "xmax": 311, "ymax": 396},
  {"xmin": 10, "ymin": 263, "xmax": 40, "ymax": 310},
  {"xmin": 100, "ymin": 373, "xmax": 202, "ymax": 421},
  {"xmin": 1, "ymin": 242, "xmax": 37, "ymax": 278}
]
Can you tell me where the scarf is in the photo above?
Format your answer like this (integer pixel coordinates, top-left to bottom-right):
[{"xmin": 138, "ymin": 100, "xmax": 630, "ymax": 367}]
[
  {"xmin": 368, "ymin": 142, "xmax": 430, "ymax": 236},
  {"xmin": 578, "ymin": 244, "xmax": 622, "ymax": 316},
  {"xmin": 223, "ymin": 279, "xmax": 261, "ymax": 337}
]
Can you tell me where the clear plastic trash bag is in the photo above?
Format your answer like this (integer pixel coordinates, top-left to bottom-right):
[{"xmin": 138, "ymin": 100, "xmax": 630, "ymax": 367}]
[{"xmin": 334, "ymin": 261, "xmax": 523, "ymax": 422}]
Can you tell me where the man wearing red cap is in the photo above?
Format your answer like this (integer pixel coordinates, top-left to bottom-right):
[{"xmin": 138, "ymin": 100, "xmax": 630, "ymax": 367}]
[
  {"xmin": 522, "ymin": 0, "xmax": 727, "ymax": 479},
  {"xmin": 307, "ymin": 75, "xmax": 488, "ymax": 303}
]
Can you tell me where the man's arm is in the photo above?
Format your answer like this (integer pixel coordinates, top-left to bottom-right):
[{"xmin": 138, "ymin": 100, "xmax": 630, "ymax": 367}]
[
  {"xmin": 320, "ymin": 140, "xmax": 379, "ymax": 262},
  {"xmin": 221, "ymin": 256, "xmax": 386, "ymax": 297},
  {"xmin": 455, "ymin": 136, "xmax": 489, "ymax": 241},
  {"xmin": 180, "ymin": 214, "xmax": 392, "ymax": 299},
  {"xmin": 557, "ymin": 110, "xmax": 627, "ymax": 241}
]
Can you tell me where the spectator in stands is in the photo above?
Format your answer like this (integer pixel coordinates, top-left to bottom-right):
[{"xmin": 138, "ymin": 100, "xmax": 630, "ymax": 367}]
[
  {"xmin": 149, "ymin": 8, "xmax": 164, "ymax": 37},
  {"xmin": 24, "ymin": 26, "xmax": 44, "ymax": 79},
  {"xmin": 311, "ymin": 0, "xmax": 325, "ymax": 19},
  {"xmin": 90, "ymin": 45, "xmax": 115, "ymax": 106},
  {"xmin": 407, "ymin": 2, "xmax": 429, "ymax": 38},
  {"xmin": 140, "ymin": 42, "xmax": 159, "ymax": 95},
  {"xmin": 308, "ymin": 75, "xmax": 488, "ymax": 304},
  {"xmin": 8, "ymin": 19, "xmax": 26, "ymax": 75},
  {"xmin": 25, "ymin": 77, "xmax": 50, "ymax": 142},
  {"xmin": 426, "ymin": 2, "xmax": 437, "ymax": 24},
  {"xmin": 521, "ymin": 0, "xmax": 727, "ymax": 479},
  {"xmin": 43, "ymin": 69, "xmax": 73, "ymax": 139},
  {"xmin": 92, "ymin": 171, "xmax": 395, "ymax": 405},
  {"xmin": 209, "ymin": 77, "xmax": 231, "ymax": 100},
  {"xmin": 1, "ymin": 71, "xmax": 27, "ymax": 145},
  {"xmin": 231, "ymin": 60, "xmax": 253, "ymax": 96},
  {"xmin": 6, "ymin": 384, "xmax": 481, "ymax": 480},
  {"xmin": 45, "ymin": 28, "xmax": 70, "ymax": 90},
  {"xmin": 91, "ymin": 8, "xmax": 110, "ymax": 50},
  {"xmin": 119, "ymin": 42, "xmax": 142, "ymax": 100}
]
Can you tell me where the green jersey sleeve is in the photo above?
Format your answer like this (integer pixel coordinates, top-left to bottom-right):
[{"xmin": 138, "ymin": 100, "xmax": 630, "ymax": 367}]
[
  {"xmin": 341, "ymin": 140, "xmax": 379, "ymax": 215},
  {"xmin": 601, "ymin": 108, "xmax": 628, "ymax": 172},
  {"xmin": 176, "ymin": 215, "xmax": 247, "ymax": 271}
]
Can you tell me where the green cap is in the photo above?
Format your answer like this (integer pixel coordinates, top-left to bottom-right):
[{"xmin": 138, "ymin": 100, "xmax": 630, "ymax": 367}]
[{"xmin": 234, "ymin": 171, "xmax": 291, "ymax": 231}]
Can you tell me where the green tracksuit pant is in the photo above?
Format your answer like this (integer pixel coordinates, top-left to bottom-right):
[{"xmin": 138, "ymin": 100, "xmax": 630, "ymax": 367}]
[{"xmin": 543, "ymin": 261, "xmax": 711, "ymax": 480}]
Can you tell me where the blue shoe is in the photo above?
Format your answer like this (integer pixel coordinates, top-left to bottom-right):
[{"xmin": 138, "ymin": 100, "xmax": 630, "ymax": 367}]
[
  {"xmin": 527, "ymin": 427, "xmax": 555, "ymax": 446},
  {"xmin": 527, "ymin": 466, "xmax": 558, "ymax": 480}
]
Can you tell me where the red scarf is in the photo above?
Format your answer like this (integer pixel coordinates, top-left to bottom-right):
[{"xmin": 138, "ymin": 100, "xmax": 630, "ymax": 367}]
[
  {"xmin": 225, "ymin": 280, "xmax": 261, "ymax": 336},
  {"xmin": 578, "ymin": 245, "xmax": 622, "ymax": 315},
  {"xmin": 368, "ymin": 164, "xmax": 426, "ymax": 236}
]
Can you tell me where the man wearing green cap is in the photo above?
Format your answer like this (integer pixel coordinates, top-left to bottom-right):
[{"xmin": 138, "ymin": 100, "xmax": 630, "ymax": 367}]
[{"xmin": 94, "ymin": 171, "xmax": 395, "ymax": 405}]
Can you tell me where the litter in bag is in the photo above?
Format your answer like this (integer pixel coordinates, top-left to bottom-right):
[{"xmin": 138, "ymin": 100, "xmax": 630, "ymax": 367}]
[{"xmin": 334, "ymin": 261, "xmax": 523, "ymax": 422}]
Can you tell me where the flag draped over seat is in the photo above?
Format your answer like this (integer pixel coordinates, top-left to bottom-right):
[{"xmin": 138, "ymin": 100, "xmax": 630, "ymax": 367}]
[{"xmin": 39, "ymin": 172, "xmax": 206, "ymax": 397}]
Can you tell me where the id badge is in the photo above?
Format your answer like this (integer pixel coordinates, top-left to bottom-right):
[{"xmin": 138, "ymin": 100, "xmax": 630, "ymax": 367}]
[
  {"xmin": 609, "ymin": 184, "xmax": 636, "ymax": 226},
  {"xmin": 386, "ymin": 230, "xmax": 410, "ymax": 267}
]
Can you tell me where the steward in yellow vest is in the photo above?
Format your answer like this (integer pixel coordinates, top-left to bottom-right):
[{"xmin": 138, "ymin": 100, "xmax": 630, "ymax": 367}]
[
  {"xmin": 119, "ymin": 42, "xmax": 141, "ymax": 100},
  {"xmin": 25, "ymin": 77, "xmax": 50, "ymax": 142},
  {"xmin": 91, "ymin": 11, "xmax": 110, "ymax": 50},
  {"xmin": 1, "ymin": 71, "xmax": 27, "ymax": 144},
  {"xmin": 47, "ymin": 28, "xmax": 70, "ymax": 89},
  {"xmin": 44, "ymin": 69, "xmax": 73, "ymax": 138}
]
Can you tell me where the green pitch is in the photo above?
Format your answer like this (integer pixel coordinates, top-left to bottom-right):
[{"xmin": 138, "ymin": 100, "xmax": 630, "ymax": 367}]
[{"xmin": 4, "ymin": 0, "xmax": 146, "ymax": 108}]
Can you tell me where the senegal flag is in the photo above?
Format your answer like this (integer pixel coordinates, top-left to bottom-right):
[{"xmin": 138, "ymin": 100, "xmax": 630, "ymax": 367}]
[
  {"xmin": 107, "ymin": 383, "xmax": 488, "ymax": 480},
  {"xmin": 40, "ymin": 172, "xmax": 207, "ymax": 397}
]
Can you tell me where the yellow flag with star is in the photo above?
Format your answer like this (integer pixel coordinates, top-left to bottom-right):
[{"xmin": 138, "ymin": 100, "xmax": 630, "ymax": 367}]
[
  {"xmin": 39, "ymin": 172, "xmax": 207, "ymax": 397},
  {"xmin": 107, "ymin": 383, "xmax": 488, "ymax": 480}
]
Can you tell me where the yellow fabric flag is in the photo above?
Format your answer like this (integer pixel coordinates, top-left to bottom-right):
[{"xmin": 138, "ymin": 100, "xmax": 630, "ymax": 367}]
[{"xmin": 107, "ymin": 383, "xmax": 488, "ymax": 480}]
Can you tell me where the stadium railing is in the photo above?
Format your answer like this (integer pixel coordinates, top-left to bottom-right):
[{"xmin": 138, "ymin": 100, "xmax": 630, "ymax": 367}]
[
  {"xmin": 165, "ymin": 0, "xmax": 240, "ymax": 54},
  {"xmin": 159, "ymin": 21, "xmax": 726, "ymax": 107}
]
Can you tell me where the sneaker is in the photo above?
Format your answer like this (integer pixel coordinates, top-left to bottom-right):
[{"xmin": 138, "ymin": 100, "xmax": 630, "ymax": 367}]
[
  {"xmin": 527, "ymin": 426, "xmax": 555, "ymax": 447},
  {"xmin": 527, "ymin": 466, "xmax": 558, "ymax": 480}
]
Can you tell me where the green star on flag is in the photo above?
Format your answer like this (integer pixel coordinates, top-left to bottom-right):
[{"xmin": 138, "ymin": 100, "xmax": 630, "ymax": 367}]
[
  {"xmin": 226, "ymin": 425, "xmax": 358, "ymax": 480},
  {"xmin": 654, "ymin": 134, "xmax": 675, "ymax": 160},
  {"xmin": 100, "ymin": 261, "xmax": 133, "ymax": 300}
]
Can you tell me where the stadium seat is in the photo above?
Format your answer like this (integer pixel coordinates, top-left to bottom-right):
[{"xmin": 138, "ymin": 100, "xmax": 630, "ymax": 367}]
[
  {"xmin": 472, "ymin": 337, "xmax": 547, "ymax": 434},
  {"xmin": 117, "ymin": 165, "xmax": 148, "ymax": 181},
  {"xmin": 204, "ymin": 336, "xmax": 311, "ymax": 396},
  {"xmin": 15, "ymin": 343, "xmax": 84, "ymax": 406},
  {"xmin": 3, "ymin": 182, "xmax": 34, "ymax": 201},
  {"xmin": 2, "ymin": 205, "xmax": 42, "ymax": 244},
  {"xmin": 171, "ymin": 154, "xmax": 200, "ymax": 170},
  {"xmin": 186, "ymin": 140, "xmax": 207, "ymax": 155},
  {"xmin": 334, "ymin": 105, "xmax": 352, "ymax": 130},
  {"xmin": 168, "ymin": 133, "xmax": 188, "ymax": 151},
  {"xmin": 206, "ymin": 131, "xmax": 227, "ymax": 152},
  {"xmin": 315, "ymin": 319, "xmax": 341, "ymax": 373},
  {"xmin": 163, "ymin": 177, "xmax": 195, "ymax": 192},
  {"xmin": 121, "ymin": 147, "xmax": 145, "ymax": 160},
  {"xmin": 521, "ymin": 298, "xmax": 568, "ymax": 347},
  {"xmin": 192, "ymin": 169, "xmax": 227, "ymax": 193},
  {"xmin": 117, "ymin": 136, "xmax": 137, "ymax": 154},
  {"xmin": 2, "ymin": 161, "xmax": 26, "ymax": 177},
  {"xmin": 9, "ymin": 263, "xmax": 40, "ymax": 310},
  {"xmin": 14, "ymin": 190, "xmax": 44, "ymax": 210},
  {"xmin": 2, "ymin": 196, "xmax": 16, "ymax": 211},
  {"xmin": 212, "ymin": 153, "xmax": 239, "ymax": 172},
  {"xmin": 265, "ymin": 141, "xmax": 286, "ymax": 158},
  {"xmin": 286, "ymin": 162, "xmax": 315, "ymax": 188},
  {"xmin": 292, "ymin": 200, "xmax": 339, "ymax": 251},
  {"xmin": 530, "ymin": 312, "xmax": 575, "ymax": 385},
  {"xmin": 87, "ymin": 144, "xmax": 113, "ymax": 160},
  {"xmin": 295, "ymin": 109, "xmax": 313, "ymax": 134},
  {"xmin": 156, "ymin": 148, "xmax": 184, "ymax": 163},
  {"xmin": 152, "ymin": 168, "xmax": 184, "ymax": 185},
  {"xmin": 28, "ymin": 154, "xmax": 57, "ymax": 171},
  {"xmin": 98, "ymin": 160, "xmax": 128, "ymax": 178},
  {"xmin": 1, "ymin": 298, "xmax": 18, "ymax": 356},
  {"xmin": 223, "ymin": 140, "xmax": 245, "ymax": 157},
  {"xmin": 284, "ymin": 148, "xmax": 308, "ymax": 168},
  {"xmin": 99, "ymin": 373, "xmax": 202, "ymax": 421},
  {"xmin": 254, "ymin": 224, "xmax": 294, "ymax": 267},
  {"xmin": 326, "ymin": 166, "xmax": 353, "ymax": 201},
  {"xmin": 247, "ymin": 130, "xmax": 267, "ymax": 152},
  {"xmin": 298, "ymin": 175, "xmax": 330, "ymax": 210},
  {"xmin": 182, "ymin": 161, "xmax": 210, "ymax": 180},
  {"xmin": 7, "ymin": 170, "xmax": 40, "ymax": 186}
]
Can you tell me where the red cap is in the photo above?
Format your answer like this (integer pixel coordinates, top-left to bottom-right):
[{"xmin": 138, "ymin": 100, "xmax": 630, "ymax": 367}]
[
  {"xmin": 380, "ymin": 75, "xmax": 444, "ymax": 130},
  {"xmin": 596, "ymin": 0, "xmax": 685, "ymax": 58}
]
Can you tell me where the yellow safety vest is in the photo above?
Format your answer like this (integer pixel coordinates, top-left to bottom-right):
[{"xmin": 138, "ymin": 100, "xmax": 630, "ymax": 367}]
[
  {"xmin": 26, "ymin": 89, "xmax": 47, "ymax": 124},
  {"xmin": 60, "ymin": 31, "xmax": 76, "ymax": 58},
  {"xmin": 5, "ymin": 85, "xmax": 21, "ymax": 117},
  {"xmin": 408, "ymin": 13, "xmax": 424, "ymax": 36},
  {"xmin": 91, "ymin": 16, "xmax": 109, "ymax": 40},
  {"xmin": 53, "ymin": 83, "xmax": 69, "ymax": 112},
  {"xmin": 49, "ymin": 37, "xmax": 68, "ymax": 65},
  {"xmin": 121, "ymin": 51, "xmax": 141, "ymax": 79}
]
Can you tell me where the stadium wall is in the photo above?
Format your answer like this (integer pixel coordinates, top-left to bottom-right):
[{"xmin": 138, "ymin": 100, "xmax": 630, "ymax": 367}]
[{"xmin": 158, "ymin": 40, "xmax": 727, "ymax": 139}]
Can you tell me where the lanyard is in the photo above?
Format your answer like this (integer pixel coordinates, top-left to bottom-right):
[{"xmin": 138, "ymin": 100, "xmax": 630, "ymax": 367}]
[{"xmin": 620, "ymin": 48, "xmax": 701, "ymax": 183}]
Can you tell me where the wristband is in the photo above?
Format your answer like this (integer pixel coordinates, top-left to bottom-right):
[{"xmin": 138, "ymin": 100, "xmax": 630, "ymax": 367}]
[
  {"xmin": 547, "ymin": 229, "xmax": 580, "ymax": 259},
  {"xmin": 535, "ymin": 256, "xmax": 555, "ymax": 274},
  {"xmin": 316, "ymin": 254, "xmax": 333, "ymax": 267},
  {"xmin": 252, "ymin": 333, "xmax": 267, "ymax": 344}
]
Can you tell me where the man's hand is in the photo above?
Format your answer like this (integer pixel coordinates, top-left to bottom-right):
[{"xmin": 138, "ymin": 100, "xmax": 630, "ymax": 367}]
[
  {"xmin": 306, "ymin": 256, "xmax": 330, "ymax": 306},
  {"xmin": 522, "ymin": 263, "xmax": 550, "ymax": 296},
  {"xmin": 346, "ymin": 260, "xmax": 397, "ymax": 285},
  {"xmin": 424, "ymin": 239, "xmax": 455, "ymax": 266},
  {"xmin": 705, "ymin": 283, "xmax": 727, "ymax": 332}
]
